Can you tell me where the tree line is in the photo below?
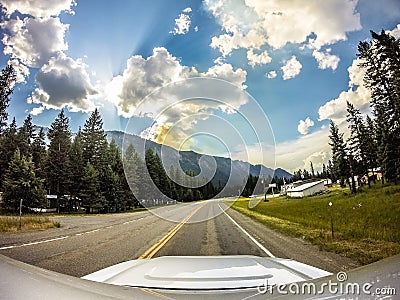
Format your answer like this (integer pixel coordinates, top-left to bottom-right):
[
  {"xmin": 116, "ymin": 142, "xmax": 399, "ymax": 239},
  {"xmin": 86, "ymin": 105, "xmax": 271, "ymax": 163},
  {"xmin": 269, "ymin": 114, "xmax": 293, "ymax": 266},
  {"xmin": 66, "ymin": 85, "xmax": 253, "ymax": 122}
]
[
  {"xmin": 328, "ymin": 30, "xmax": 400, "ymax": 192},
  {"xmin": 0, "ymin": 67, "xmax": 241, "ymax": 213}
]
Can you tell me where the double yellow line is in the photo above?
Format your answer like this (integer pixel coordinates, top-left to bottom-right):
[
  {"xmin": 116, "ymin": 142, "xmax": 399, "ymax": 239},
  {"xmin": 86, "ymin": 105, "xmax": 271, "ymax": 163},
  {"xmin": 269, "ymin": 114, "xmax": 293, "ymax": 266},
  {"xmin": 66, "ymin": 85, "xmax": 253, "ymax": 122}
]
[{"xmin": 138, "ymin": 204, "xmax": 204, "ymax": 259}]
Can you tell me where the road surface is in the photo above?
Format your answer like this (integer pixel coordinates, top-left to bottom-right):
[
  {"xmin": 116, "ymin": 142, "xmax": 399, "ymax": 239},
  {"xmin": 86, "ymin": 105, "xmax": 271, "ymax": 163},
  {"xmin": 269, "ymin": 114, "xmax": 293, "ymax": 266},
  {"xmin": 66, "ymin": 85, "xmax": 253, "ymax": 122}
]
[{"xmin": 0, "ymin": 199, "xmax": 359, "ymax": 277}]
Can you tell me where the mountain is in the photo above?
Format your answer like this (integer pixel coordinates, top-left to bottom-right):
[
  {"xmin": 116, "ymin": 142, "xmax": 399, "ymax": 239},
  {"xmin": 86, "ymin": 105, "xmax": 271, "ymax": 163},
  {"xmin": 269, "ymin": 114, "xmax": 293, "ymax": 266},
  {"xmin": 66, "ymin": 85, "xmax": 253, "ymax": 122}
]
[{"xmin": 106, "ymin": 130, "xmax": 292, "ymax": 186}]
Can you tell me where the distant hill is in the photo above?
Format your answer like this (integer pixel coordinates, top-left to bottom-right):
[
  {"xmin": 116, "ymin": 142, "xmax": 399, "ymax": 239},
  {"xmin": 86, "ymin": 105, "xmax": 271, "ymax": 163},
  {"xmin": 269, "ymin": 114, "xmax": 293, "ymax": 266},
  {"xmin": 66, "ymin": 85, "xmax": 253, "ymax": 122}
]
[{"xmin": 106, "ymin": 130, "xmax": 292, "ymax": 186}]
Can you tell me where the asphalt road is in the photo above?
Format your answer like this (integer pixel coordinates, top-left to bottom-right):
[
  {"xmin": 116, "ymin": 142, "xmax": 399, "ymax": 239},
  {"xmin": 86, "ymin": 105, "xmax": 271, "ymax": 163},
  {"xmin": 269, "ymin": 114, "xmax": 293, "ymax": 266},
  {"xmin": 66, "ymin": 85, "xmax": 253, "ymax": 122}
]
[{"xmin": 0, "ymin": 199, "xmax": 359, "ymax": 277}]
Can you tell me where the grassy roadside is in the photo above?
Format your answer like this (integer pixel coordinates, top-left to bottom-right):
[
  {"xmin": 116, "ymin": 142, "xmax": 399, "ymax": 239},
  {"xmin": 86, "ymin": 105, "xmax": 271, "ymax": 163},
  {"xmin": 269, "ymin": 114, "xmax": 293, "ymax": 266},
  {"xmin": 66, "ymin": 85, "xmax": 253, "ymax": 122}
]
[
  {"xmin": 230, "ymin": 184, "xmax": 400, "ymax": 265},
  {"xmin": 0, "ymin": 215, "xmax": 60, "ymax": 232}
]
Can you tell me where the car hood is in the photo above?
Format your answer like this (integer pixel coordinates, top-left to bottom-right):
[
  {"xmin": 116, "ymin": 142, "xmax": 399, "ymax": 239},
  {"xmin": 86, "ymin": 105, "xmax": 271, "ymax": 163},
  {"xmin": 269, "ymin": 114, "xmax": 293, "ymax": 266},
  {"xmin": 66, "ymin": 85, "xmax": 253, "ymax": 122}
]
[{"xmin": 82, "ymin": 255, "xmax": 331, "ymax": 290}]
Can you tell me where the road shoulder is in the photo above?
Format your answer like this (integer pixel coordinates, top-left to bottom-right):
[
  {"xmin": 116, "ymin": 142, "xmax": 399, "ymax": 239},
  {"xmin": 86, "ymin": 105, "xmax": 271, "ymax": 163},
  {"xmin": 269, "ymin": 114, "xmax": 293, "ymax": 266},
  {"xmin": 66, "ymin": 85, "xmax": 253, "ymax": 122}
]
[{"xmin": 225, "ymin": 206, "xmax": 360, "ymax": 273}]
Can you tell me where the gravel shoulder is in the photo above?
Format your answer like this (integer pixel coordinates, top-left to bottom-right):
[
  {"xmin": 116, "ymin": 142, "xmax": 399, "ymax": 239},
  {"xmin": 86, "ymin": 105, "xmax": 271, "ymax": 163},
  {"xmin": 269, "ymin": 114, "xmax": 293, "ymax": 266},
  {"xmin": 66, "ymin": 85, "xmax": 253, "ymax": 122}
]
[{"xmin": 225, "ymin": 206, "xmax": 360, "ymax": 273}]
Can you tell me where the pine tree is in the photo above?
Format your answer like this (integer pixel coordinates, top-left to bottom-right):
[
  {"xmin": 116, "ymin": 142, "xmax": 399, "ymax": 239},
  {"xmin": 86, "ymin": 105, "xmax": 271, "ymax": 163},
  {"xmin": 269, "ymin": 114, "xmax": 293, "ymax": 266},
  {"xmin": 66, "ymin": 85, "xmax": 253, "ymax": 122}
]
[
  {"xmin": 47, "ymin": 110, "xmax": 72, "ymax": 211},
  {"xmin": 68, "ymin": 129, "xmax": 85, "ymax": 211},
  {"xmin": 17, "ymin": 114, "xmax": 36, "ymax": 158},
  {"xmin": 329, "ymin": 120, "xmax": 349, "ymax": 188},
  {"xmin": 358, "ymin": 30, "xmax": 400, "ymax": 183},
  {"xmin": 31, "ymin": 127, "xmax": 47, "ymax": 181},
  {"xmin": 346, "ymin": 102, "xmax": 370, "ymax": 186},
  {"xmin": 310, "ymin": 161, "xmax": 315, "ymax": 178},
  {"xmin": 79, "ymin": 163, "xmax": 104, "ymax": 213},
  {"xmin": 107, "ymin": 139, "xmax": 132, "ymax": 211},
  {"xmin": 365, "ymin": 115, "xmax": 378, "ymax": 183},
  {"xmin": 3, "ymin": 149, "xmax": 46, "ymax": 212},
  {"xmin": 0, "ymin": 118, "xmax": 18, "ymax": 189},
  {"xmin": 81, "ymin": 108, "xmax": 107, "ymax": 170},
  {"xmin": 123, "ymin": 144, "xmax": 145, "ymax": 207},
  {"xmin": 0, "ymin": 65, "xmax": 16, "ymax": 134}
]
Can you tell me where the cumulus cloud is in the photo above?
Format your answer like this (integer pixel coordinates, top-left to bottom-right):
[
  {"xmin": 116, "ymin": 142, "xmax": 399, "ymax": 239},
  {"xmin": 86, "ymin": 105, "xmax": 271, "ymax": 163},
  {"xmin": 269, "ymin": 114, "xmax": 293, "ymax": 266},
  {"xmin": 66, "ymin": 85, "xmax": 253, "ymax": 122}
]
[
  {"xmin": 247, "ymin": 49, "xmax": 272, "ymax": 67},
  {"xmin": 281, "ymin": 56, "xmax": 302, "ymax": 80},
  {"xmin": 107, "ymin": 48, "xmax": 249, "ymax": 149},
  {"xmin": 27, "ymin": 53, "xmax": 97, "ymax": 112},
  {"xmin": 107, "ymin": 47, "xmax": 196, "ymax": 116},
  {"xmin": 318, "ymin": 58, "xmax": 370, "ymax": 123},
  {"xmin": 297, "ymin": 117, "xmax": 315, "ymax": 135},
  {"xmin": 171, "ymin": 8, "xmax": 192, "ymax": 35},
  {"xmin": 265, "ymin": 70, "xmax": 277, "ymax": 79},
  {"xmin": 205, "ymin": 0, "xmax": 361, "ymax": 68},
  {"xmin": 107, "ymin": 47, "xmax": 247, "ymax": 118},
  {"xmin": 387, "ymin": 23, "xmax": 400, "ymax": 39},
  {"xmin": 2, "ymin": 17, "xmax": 68, "ymax": 68},
  {"xmin": 1, "ymin": 0, "xmax": 76, "ymax": 18},
  {"xmin": 275, "ymin": 126, "xmax": 331, "ymax": 173},
  {"xmin": 312, "ymin": 49, "xmax": 340, "ymax": 70},
  {"xmin": 8, "ymin": 59, "xmax": 29, "ymax": 84}
]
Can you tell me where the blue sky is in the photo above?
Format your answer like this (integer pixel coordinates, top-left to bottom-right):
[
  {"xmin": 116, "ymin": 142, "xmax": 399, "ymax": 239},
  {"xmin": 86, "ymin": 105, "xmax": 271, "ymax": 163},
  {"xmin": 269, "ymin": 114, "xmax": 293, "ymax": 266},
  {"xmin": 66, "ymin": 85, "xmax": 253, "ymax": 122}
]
[{"xmin": 1, "ymin": 0, "xmax": 399, "ymax": 173}]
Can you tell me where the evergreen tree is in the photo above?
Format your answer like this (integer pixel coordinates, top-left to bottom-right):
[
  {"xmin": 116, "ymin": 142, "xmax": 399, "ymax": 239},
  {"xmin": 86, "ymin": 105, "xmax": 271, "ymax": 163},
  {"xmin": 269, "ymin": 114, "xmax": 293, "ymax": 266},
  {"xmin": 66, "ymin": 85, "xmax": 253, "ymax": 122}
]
[
  {"xmin": 329, "ymin": 120, "xmax": 350, "ymax": 189},
  {"xmin": 358, "ymin": 30, "xmax": 400, "ymax": 183},
  {"xmin": 68, "ymin": 129, "xmax": 85, "ymax": 211},
  {"xmin": 0, "ymin": 118, "xmax": 18, "ymax": 189},
  {"xmin": 3, "ymin": 149, "xmax": 46, "ymax": 211},
  {"xmin": 0, "ymin": 65, "xmax": 16, "ymax": 134},
  {"xmin": 123, "ymin": 144, "xmax": 146, "ymax": 207},
  {"xmin": 310, "ymin": 161, "xmax": 315, "ymax": 178},
  {"xmin": 47, "ymin": 110, "xmax": 72, "ymax": 211},
  {"xmin": 79, "ymin": 163, "xmax": 104, "ymax": 213},
  {"xmin": 81, "ymin": 108, "xmax": 108, "ymax": 170},
  {"xmin": 31, "ymin": 127, "xmax": 47, "ymax": 181},
  {"xmin": 17, "ymin": 114, "xmax": 35, "ymax": 158},
  {"xmin": 365, "ymin": 115, "xmax": 378, "ymax": 183},
  {"xmin": 346, "ymin": 102, "xmax": 370, "ymax": 186}
]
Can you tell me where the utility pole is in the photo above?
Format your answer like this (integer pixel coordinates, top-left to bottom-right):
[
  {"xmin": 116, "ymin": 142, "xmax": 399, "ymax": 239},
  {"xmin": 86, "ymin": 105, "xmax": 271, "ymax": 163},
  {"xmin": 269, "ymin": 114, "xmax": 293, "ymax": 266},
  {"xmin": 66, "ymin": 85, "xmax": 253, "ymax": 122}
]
[
  {"xmin": 329, "ymin": 202, "xmax": 334, "ymax": 239},
  {"xmin": 19, "ymin": 199, "xmax": 23, "ymax": 230}
]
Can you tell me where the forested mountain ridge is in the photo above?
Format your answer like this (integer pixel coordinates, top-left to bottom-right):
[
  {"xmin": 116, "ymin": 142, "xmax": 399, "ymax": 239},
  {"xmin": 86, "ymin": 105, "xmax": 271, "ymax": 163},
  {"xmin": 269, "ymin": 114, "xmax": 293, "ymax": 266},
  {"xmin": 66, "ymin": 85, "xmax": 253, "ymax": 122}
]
[{"xmin": 106, "ymin": 130, "xmax": 292, "ymax": 187}]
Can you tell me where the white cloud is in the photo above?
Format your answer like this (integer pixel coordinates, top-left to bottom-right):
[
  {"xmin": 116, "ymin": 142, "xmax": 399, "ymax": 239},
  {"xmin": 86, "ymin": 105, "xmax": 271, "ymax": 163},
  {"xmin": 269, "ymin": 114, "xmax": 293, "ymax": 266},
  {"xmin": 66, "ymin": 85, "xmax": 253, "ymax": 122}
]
[
  {"xmin": 1, "ymin": 0, "xmax": 76, "ymax": 18},
  {"xmin": 28, "ymin": 53, "xmax": 97, "ymax": 113},
  {"xmin": 312, "ymin": 49, "xmax": 340, "ymax": 70},
  {"xmin": 201, "ymin": 63, "xmax": 247, "ymax": 88},
  {"xmin": 204, "ymin": 0, "xmax": 361, "ymax": 66},
  {"xmin": 281, "ymin": 56, "xmax": 302, "ymax": 80},
  {"xmin": 171, "ymin": 11, "xmax": 191, "ymax": 35},
  {"xmin": 275, "ymin": 126, "xmax": 331, "ymax": 173},
  {"xmin": 265, "ymin": 70, "xmax": 277, "ymax": 79},
  {"xmin": 247, "ymin": 49, "xmax": 272, "ymax": 67},
  {"xmin": 387, "ymin": 24, "xmax": 400, "ymax": 39},
  {"xmin": 8, "ymin": 59, "xmax": 29, "ymax": 84},
  {"xmin": 107, "ymin": 47, "xmax": 196, "ymax": 117},
  {"xmin": 297, "ymin": 117, "xmax": 315, "ymax": 135},
  {"xmin": 182, "ymin": 7, "xmax": 192, "ymax": 13},
  {"xmin": 30, "ymin": 106, "xmax": 45, "ymax": 116},
  {"xmin": 318, "ymin": 58, "xmax": 370, "ymax": 123},
  {"xmin": 107, "ymin": 47, "xmax": 248, "ymax": 119},
  {"xmin": 2, "ymin": 17, "xmax": 68, "ymax": 68},
  {"xmin": 107, "ymin": 47, "xmax": 250, "ymax": 149}
]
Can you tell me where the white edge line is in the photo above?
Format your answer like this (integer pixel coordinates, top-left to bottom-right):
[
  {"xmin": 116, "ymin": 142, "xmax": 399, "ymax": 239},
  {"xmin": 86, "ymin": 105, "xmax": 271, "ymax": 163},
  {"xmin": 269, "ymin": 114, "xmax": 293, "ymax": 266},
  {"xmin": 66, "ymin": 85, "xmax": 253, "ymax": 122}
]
[
  {"xmin": 218, "ymin": 203, "xmax": 275, "ymax": 258},
  {"xmin": 0, "ymin": 236, "xmax": 69, "ymax": 250}
]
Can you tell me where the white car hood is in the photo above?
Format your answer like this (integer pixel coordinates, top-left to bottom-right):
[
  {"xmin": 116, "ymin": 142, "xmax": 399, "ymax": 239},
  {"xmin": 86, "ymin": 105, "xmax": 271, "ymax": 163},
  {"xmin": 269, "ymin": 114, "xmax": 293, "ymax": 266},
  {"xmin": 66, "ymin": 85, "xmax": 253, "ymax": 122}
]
[{"xmin": 82, "ymin": 255, "xmax": 331, "ymax": 290}]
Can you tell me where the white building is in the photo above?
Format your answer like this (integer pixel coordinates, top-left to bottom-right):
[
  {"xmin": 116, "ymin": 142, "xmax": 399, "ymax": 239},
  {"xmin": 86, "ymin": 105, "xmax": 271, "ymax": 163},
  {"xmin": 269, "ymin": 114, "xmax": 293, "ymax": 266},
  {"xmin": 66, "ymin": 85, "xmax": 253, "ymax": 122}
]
[{"xmin": 287, "ymin": 180, "xmax": 325, "ymax": 198}]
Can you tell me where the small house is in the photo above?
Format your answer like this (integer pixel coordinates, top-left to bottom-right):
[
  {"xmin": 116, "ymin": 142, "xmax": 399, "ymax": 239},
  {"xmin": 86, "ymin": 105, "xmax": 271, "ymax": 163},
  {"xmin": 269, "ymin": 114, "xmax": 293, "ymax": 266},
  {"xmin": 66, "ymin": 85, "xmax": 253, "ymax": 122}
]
[{"xmin": 287, "ymin": 180, "xmax": 325, "ymax": 198}]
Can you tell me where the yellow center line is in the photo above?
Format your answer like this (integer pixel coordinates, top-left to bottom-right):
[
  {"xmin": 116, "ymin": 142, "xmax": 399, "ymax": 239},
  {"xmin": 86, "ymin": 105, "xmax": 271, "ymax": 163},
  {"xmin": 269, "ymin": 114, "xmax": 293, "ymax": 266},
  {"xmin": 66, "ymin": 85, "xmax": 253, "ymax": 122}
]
[{"xmin": 138, "ymin": 204, "xmax": 204, "ymax": 259}]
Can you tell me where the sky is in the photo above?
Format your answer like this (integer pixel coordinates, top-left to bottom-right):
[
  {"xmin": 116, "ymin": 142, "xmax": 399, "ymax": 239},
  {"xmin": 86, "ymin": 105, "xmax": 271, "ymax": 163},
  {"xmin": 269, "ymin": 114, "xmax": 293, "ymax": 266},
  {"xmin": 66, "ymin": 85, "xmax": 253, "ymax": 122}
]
[{"xmin": 0, "ymin": 0, "xmax": 399, "ymax": 173}]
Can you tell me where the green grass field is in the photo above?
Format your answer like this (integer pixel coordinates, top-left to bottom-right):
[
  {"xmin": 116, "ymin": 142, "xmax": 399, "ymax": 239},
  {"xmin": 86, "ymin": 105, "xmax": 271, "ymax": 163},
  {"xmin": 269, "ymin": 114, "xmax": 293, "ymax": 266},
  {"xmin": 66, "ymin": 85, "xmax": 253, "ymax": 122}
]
[
  {"xmin": 231, "ymin": 184, "xmax": 400, "ymax": 264},
  {"xmin": 0, "ymin": 215, "xmax": 60, "ymax": 232}
]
